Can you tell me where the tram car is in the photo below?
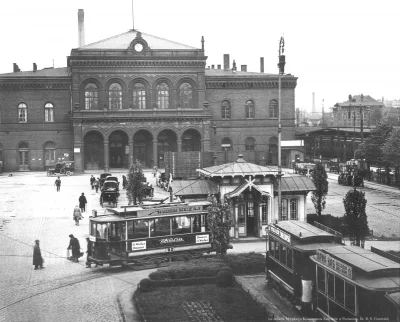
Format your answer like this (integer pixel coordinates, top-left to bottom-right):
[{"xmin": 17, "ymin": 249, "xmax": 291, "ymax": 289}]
[
  {"xmin": 266, "ymin": 221, "xmax": 344, "ymax": 311},
  {"xmin": 100, "ymin": 180, "xmax": 120, "ymax": 207},
  {"xmin": 88, "ymin": 201, "xmax": 212, "ymax": 267}
]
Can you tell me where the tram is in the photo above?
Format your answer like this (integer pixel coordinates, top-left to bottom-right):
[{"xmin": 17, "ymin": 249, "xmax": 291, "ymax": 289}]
[{"xmin": 88, "ymin": 201, "xmax": 213, "ymax": 266}]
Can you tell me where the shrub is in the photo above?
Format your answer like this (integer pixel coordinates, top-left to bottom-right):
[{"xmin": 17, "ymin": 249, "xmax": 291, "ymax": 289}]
[
  {"xmin": 149, "ymin": 258, "xmax": 230, "ymax": 280},
  {"xmin": 216, "ymin": 270, "xmax": 234, "ymax": 287},
  {"xmin": 307, "ymin": 213, "xmax": 344, "ymax": 235},
  {"xmin": 221, "ymin": 253, "xmax": 265, "ymax": 275},
  {"xmin": 139, "ymin": 278, "xmax": 154, "ymax": 292}
]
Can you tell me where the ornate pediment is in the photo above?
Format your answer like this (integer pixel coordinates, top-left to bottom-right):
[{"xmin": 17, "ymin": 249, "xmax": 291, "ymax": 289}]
[{"xmin": 127, "ymin": 32, "xmax": 150, "ymax": 54}]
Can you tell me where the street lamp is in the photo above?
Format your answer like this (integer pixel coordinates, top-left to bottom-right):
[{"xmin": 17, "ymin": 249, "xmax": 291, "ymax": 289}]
[{"xmin": 277, "ymin": 36, "xmax": 285, "ymax": 221}]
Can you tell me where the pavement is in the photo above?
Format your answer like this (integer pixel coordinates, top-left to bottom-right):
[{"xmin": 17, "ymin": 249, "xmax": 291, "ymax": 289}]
[{"xmin": 1, "ymin": 169, "xmax": 400, "ymax": 322}]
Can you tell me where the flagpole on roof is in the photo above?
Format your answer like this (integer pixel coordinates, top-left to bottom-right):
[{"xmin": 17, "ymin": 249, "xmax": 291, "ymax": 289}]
[{"xmin": 132, "ymin": 0, "xmax": 134, "ymax": 30}]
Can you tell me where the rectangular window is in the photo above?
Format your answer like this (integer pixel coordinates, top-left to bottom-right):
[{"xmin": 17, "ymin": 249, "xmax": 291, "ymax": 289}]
[
  {"xmin": 290, "ymin": 199, "xmax": 298, "ymax": 220},
  {"xmin": 317, "ymin": 293, "xmax": 328, "ymax": 314},
  {"xmin": 280, "ymin": 244, "xmax": 287, "ymax": 266},
  {"xmin": 327, "ymin": 271, "xmax": 335, "ymax": 299},
  {"xmin": 335, "ymin": 276, "xmax": 345, "ymax": 305},
  {"xmin": 273, "ymin": 239, "xmax": 280, "ymax": 260},
  {"xmin": 45, "ymin": 149, "xmax": 55, "ymax": 166},
  {"xmin": 317, "ymin": 266, "xmax": 326, "ymax": 293},
  {"xmin": 281, "ymin": 199, "xmax": 288, "ymax": 221},
  {"xmin": 150, "ymin": 218, "xmax": 171, "ymax": 237},
  {"xmin": 45, "ymin": 108, "xmax": 54, "ymax": 122},
  {"xmin": 287, "ymin": 247, "xmax": 293, "ymax": 269},
  {"xmin": 171, "ymin": 216, "xmax": 191, "ymax": 235},
  {"xmin": 247, "ymin": 201, "xmax": 254, "ymax": 217},
  {"xmin": 261, "ymin": 203, "xmax": 268, "ymax": 224},
  {"xmin": 192, "ymin": 214, "xmax": 209, "ymax": 233},
  {"xmin": 344, "ymin": 282, "xmax": 355, "ymax": 313},
  {"xmin": 18, "ymin": 108, "xmax": 27, "ymax": 122},
  {"xmin": 238, "ymin": 204, "xmax": 246, "ymax": 225},
  {"xmin": 131, "ymin": 220, "xmax": 149, "ymax": 239},
  {"xmin": 269, "ymin": 239, "xmax": 275, "ymax": 257}
]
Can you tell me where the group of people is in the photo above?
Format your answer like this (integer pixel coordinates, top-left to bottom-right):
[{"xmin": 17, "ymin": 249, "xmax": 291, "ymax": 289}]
[{"xmin": 90, "ymin": 175, "xmax": 100, "ymax": 192}]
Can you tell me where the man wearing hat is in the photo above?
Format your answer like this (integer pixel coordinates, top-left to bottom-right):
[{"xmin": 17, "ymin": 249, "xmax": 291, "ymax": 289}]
[
  {"xmin": 85, "ymin": 236, "xmax": 93, "ymax": 268},
  {"xmin": 33, "ymin": 239, "xmax": 44, "ymax": 270}
]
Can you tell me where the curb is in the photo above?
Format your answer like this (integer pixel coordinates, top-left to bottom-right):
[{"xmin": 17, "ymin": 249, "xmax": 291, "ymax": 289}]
[{"xmin": 117, "ymin": 287, "xmax": 143, "ymax": 322}]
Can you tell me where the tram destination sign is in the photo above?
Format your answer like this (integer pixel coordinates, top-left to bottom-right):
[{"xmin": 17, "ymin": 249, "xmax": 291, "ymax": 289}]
[
  {"xmin": 138, "ymin": 205, "xmax": 204, "ymax": 218},
  {"xmin": 316, "ymin": 250, "xmax": 353, "ymax": 279},
  {"xmin": 268, "ymin": 226, "xmax": 291, "ymax": 243}
]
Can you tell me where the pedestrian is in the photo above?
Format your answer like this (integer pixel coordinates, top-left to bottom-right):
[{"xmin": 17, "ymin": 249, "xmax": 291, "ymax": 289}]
[
  {"xmin": 54, "ymin": 176, "xmax": 61, "ymax": 192},
  {"xmin": 67, "ymin": 234, "xmax": 81, "ymax": 262},
  {"xmin": 73, "ymin": 205, "xmax": 82, "ymax": 226},
  {"xmin": 94, "ymin": 178, "xmax": 99, "ymax": 193},
  {"xmin": 33, "ymin": 239, "xmax": 44, "ymax": 270},
  {"xmin": 122, "ymin": 175, "xmax": 127, "ymax": 189},
  {"xmin": 153, "ymin": 165, "xmax": 158, "ymax": 177},
  {"xmin": 79, "ymin": 192, "xmax": 87, "ymax": 213},
  {"xmin": 85, "ymin": 237, "xmax": 95, "ymax": 268},
  {"xmin": 90, "ymin": 175, "xmax": 95, "ymax": 189}
]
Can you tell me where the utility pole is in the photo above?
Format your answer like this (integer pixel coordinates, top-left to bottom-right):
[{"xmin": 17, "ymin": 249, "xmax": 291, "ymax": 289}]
[
  {"xmin": 360, "ymin": 94, "xmax": 364, "ymax": 143},
  {"xmin": 277, "ymin": 37, "xmax": 285, "ymax": 221}
]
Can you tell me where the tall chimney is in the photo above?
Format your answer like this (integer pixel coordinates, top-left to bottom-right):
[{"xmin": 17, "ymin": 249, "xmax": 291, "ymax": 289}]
[
  {"xmin": 33, "ymin": 63, "xmax": 37, "ymax": 72},
  {"xmin": 13, "ymin": 63, "xmax": 20, "ymax": 73},
  {"xmin": 217, "ymin": 64, "xmax": 221, "ymax": 69},
  {"xmin": 260, "ymin": 57, "xmax": 264, "ymax": 73},
  {"xmin": 241, "ymin": 65, "xmax": 247, "ymax": 72},
  {"xmin": 223, "ymin": 54, "xmax": 230, "ymax": 70},
  {"xmin": 211, "ymin": 64, "xmax": 215, "ymax": 69},
  {"xmin": 78, "ymin": 9, "xmax": 85, "ymax": 47}
]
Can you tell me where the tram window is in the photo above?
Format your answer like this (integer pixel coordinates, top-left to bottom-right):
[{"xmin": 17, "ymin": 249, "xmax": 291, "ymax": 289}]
[
  {"xmin": 344, "ymin": 282, "xmax": 355, "ymax": 313},
  {"xmin": 192, "ymin": 214, "xmax": 209, "ymax": 233},
  {"xmin": 90, "ymin": 222, "xmax": 97, "ymax": 237},
  {"xmin": 335, "ymin": 276, "xmax": 345, "ymax": 305},
  {"xmin": 317, "ymin": 266, "xmax": 326, "ymax": 293},
  {"xmin": 269, "ymin": 240, "xmax": 275, "ymax": 257},
  {"xmin": 317, "ymin": 293, "xmax": 328, "ymax": 315},
  {"xmin": 272, "ymin": 240, "xmax": 280, "ymax": 260},
  {"xmin": 280, "ymin": 244, "xmax": 287, "ymax": 265},
  {"xmin": 127, "ymin": 221, "xmax": 134, "ymax": 239},
  {"xmin": 150, "ymin": 218, "xmax": 171, "ymax": 237},
  {"xmin": 97, "ymin": 223, "xmax": 110, "ymax": 240},
  {"xmin": 172, "ymin": 216, "xmax": 191, "ymax": 235},
  {"xmin": 327, "ymin": 271, "xmax": 335, "ymax": 299},
  {"xmin": 287, "ymin": 247, "xmax": 293, "ymax": 270},
  {"xmin": 132, "ymin": 220, "xmax": 149, "ymax": 239}
]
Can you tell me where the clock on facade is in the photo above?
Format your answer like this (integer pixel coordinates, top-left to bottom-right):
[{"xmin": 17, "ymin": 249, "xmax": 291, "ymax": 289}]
[{"xmin": 134, "ymin": 43, "xmax": 143, "ymax": 52}]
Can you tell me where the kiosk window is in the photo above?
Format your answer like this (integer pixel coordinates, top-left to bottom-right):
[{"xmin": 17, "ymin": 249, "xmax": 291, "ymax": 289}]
[
  {"xmin": 150, "ymin": 218, "xmax": 171, "ymax": 237},
  {"xmin": 335, "ymin": 276, "xmax": 345, "ymax": 305},
  {"xmin": 344, "ymin": 283, "xmax": 355, "ymax": 313},
  {"xmin": 317, "ymin": 266, "xmax": 326, "ymax": 292},
  {"xmin": 238, "ymin": 204, "xmax": 246, "ymax": 224},
  {"xmin": 290, "ymin": 199, "xmax": 298, "ymax": 220},
  {"xmin": 281, "ymin": 199, "xmax": 288, "ymax": 221},
  {"xmin": 261, "ymin": 202, "xmax": 268, "ymax": 224},
  {"xmin": 327, "ymin": 272, "xmax": 335, "ymax": 299}
]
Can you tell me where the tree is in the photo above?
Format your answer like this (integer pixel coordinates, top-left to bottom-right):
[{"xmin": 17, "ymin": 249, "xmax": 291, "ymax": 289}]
[
  {"xmin": 382, "ymin": 128, "xmax": 400, "ymax": 187},
  {"xmin": 343, "ymin": 188, "xmax": 369, "ymax": 248},
  {"xmin": 126, "ymin": 160, "xmax": 146, "ymax": 205},
  {"xmin": 310, "ymin": 163, "xmax": 329, "ymax": 216},
  {"xmin": 207, "ymin": 195, "xmax": 233, "ymax": 255},
  {"xmin": 369, "ymin": 107, "xmax": 382, "ymax": 126}
]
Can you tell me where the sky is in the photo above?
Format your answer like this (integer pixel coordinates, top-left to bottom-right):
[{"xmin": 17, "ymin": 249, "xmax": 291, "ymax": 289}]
[{"xmin": 1, "ymin": 0, "xmax": 399, "ymax": 112}]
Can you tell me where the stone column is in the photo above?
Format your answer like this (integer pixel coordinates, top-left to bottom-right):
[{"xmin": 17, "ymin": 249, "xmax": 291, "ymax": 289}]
[
  {"xmin": 104, "ymin": 141, "xmax": 109, "ymax": 171},
  {"xmin": 153, "ymin": 140, "xmax": 158, "ymax": 168},
  {"xmin": 234, "ymin": 202, "xmax": 239, "ymax": 239},
  {"xmin": 258, "ymin": 203, "xmax": 263, "ymax": 237},
  {"xmin": 129, "ymin": 140, "xmax": 134, "ymax": 166},
  {"xmin": 177, "ymin": 140, "xmax": 182, "ymax": 153}
]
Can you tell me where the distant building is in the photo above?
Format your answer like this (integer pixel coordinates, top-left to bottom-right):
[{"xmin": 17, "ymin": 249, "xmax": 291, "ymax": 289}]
[{"xmin": 331, "ymin": 95, "xmax": 383, "ymax": 127}]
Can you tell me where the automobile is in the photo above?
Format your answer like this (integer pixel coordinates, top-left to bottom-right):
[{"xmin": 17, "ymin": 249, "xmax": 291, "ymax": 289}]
[
  {"xmin": 329, "ymin": 165, "xmax": 340, "ymax": 173},
  {"xmin": 47, "ymin": 161, "xmax": 74, "ymax": 176},
  {"xmin": 105, "ymin": 175, "xmax": 119, "ymax": 187},
  {"xmin": 99, "ymin": 172, "xmax": 112, "ymax": 187},
  {"xmin": 101, "ymin": 180, "xmax": 119, "ymax": 193}
]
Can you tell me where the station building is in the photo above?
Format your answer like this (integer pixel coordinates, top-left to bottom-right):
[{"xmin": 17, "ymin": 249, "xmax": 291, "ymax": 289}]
[{"xmin": 0, "ymin": 10, "xmax": 297, "ymax": 173}]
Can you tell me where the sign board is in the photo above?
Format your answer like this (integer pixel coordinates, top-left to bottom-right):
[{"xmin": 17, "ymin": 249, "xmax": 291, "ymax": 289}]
[
  {"xmin": 89, "ymin": 235, "xmax": 96, "ymax": 242},
  {"xmin": 281, "ymin": 140, "xmax": 304, "ymax": 147},
  {"xmin": 221, "ymin": 144, "xmax": 231, "ymax": 148},
  {"xmin": 196, "ymin": 235, "xmax": 209, "ymax": 243},
  {"xmin": 268, "ymin": 225, "xmax": 291, "ymax": 243},
  {"xmin": 316, "ymin": 250, "xmax": 353, "ymax": 279},
  {"xmin": 137, "ymin": 205, "xmax": 204, "ymax": 218},
  {"xmin": 132, "ymin": 241, "xmax": 147, "ymax": 251},
  {"xmin": 74, "ymin": 148, "xmax": 80, "ymax": 153}
]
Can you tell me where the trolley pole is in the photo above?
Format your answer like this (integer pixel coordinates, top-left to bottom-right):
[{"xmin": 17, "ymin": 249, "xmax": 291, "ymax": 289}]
[{"xmin": 277, "ymin": 37, "xmax": 285, "ymax": 221}]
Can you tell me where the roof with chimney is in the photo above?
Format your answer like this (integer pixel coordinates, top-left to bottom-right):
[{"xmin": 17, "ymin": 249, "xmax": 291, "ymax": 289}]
[
  {"xmin": 0, "ymin": 67, "xmax": 69, "ymax": 78},
  {"xmin": 77, "ymin": 30, "xmax": 198, "ymax": 50},
  {"xmin": 334, "ymin": 95, "xmax": 384, "ymax": 107}
]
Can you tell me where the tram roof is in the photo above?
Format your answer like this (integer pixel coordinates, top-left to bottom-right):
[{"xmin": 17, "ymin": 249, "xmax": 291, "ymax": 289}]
[
  {"xmin": 274, "ymin": 221, "xmax": 336, "ymax": 240},
  {"xmin": 320, "ymin": 246, "xmax": 400, "ymax": 274}
]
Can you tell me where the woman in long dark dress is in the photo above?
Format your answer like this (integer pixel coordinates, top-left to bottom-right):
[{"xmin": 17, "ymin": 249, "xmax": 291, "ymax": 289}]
[{"xmin": 33, "ymin": 240, "xmax": 44, "ymax": 270}]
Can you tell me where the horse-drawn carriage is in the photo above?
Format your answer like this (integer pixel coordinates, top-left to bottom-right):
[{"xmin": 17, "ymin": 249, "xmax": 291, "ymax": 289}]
[{"xmin": 100, "ymin": 180, "xmax": 120, "ymax": 207}]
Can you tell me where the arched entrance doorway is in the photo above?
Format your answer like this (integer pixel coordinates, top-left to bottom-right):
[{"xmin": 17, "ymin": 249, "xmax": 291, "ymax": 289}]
[
  {"xmin": 182, "ymin": 129, "xmax": 201, "ymax": 152},
  {"xmin": 44, "ymin": 141, "xmax": 56, "ymax": 169},
  {"xmin": 268, "ymin": 137, "xmax": 278, "ymax": 165},
  {"xmin": 109, "ymin": 131, "xmax": 129, "ymax": 168},
  {"xmin": 157, "ymin": 130, "xmax": 177, "ymax": 168},
  {"xmin": 18, "ymin": 142, "xmax": 29, "ymax": 171},
  {"xmin": 133, "ymin": 130, "xmax": 153, "ymax": 168},
  {"xmin": 84, "ymin": 132, "xmax": 104, "ymax": 170}
]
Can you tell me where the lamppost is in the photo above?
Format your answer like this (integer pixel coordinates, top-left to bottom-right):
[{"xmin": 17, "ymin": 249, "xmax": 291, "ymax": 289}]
[{"xmin": 277, "ymin": 37, "xmax": 285, "ymax": 221}]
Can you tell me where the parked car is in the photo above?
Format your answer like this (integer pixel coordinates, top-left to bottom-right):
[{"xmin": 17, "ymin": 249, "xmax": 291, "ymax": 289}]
[
  {"xmin": 47, "ymin": 161, "xmax": 74, "ymax": 176},
  {"xmin": 105, "ymin": 175, "xmax": 119, "ymax": 187},
  {"xmin": 99, "ymin": 172, "xmax": 112, "ymax": 187}
]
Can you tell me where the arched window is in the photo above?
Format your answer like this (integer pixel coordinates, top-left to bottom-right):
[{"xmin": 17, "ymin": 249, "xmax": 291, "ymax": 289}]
[
  {"xmin": 109, "ymin": 83, "xmax": 122, "ymax": 109},
  {"xmin": 269, "ymin": 100, "xmax": 278, "ymax": 118},
  {"xmin": 85, "ymin": 83, "xmax": 98, "ymax": 110},
  {"xmin": 18, "ymin": 103, "xmax": 27, "ymax": 123},
  {"xmin": 245, "ymin": 137, "xmax": 256, "ymax": 151},
  {"xmin": 221, "ymin": 100, "xmax": 231, "ymax": 119},
  {"xmin": 156, "ymin": 83, "xmax": 169, "ymax": 109},
  {"xmin": 132, "ymin": 83, "xmax": 146, "ymax": 109},
  {"xmin": 179, "ymin": 83, "xmax": 193, "ymax": 108},
  {"xmin": 221, "ymin": 137, "xmax": 233, "ymax": 151},
  {"xmin": 245, "ymin": 100, "xmax": 255, "ymax": 119},
  {"xmin": 44, "ymin": 103, "xmax": 54, "ymax": 122}
]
